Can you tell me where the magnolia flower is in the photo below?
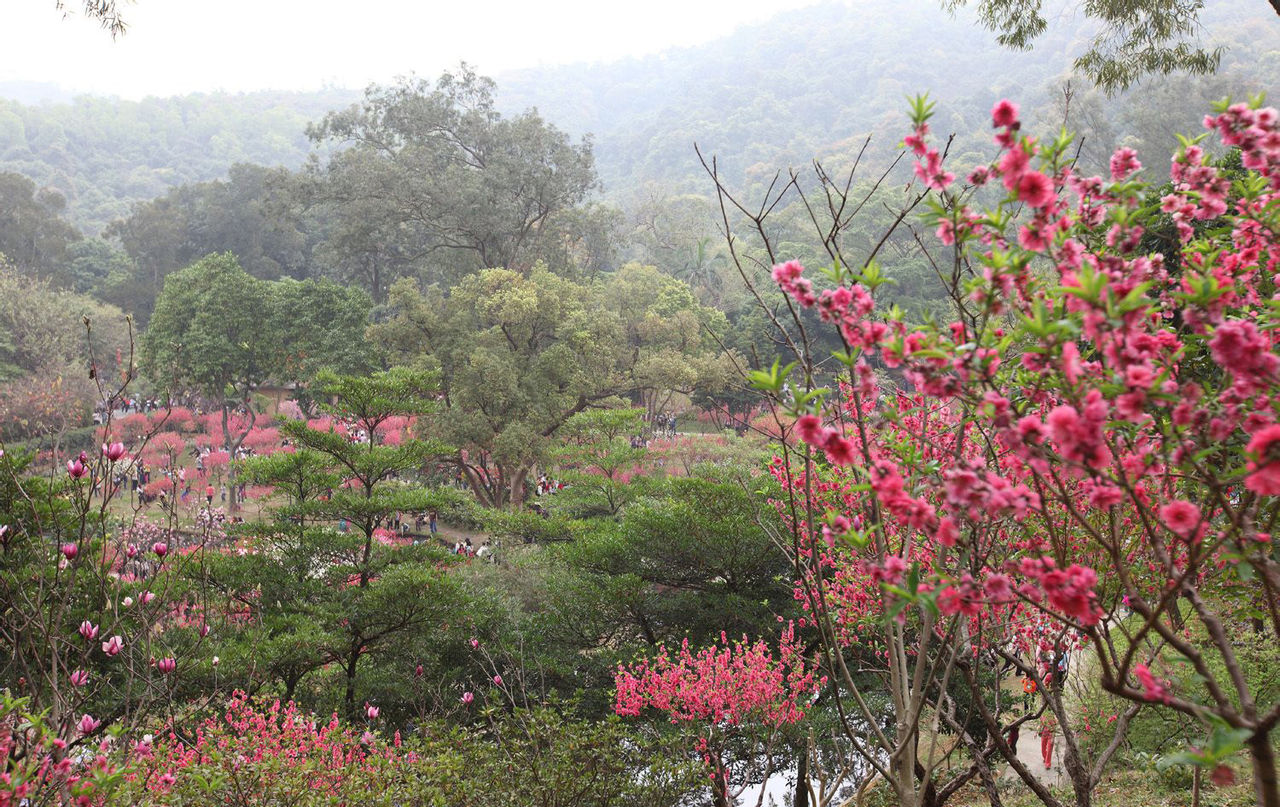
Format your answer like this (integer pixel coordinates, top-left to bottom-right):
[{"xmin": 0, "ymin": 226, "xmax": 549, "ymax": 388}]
[
  {"xmin": 493, "ymin": 675, "xmax": 503, "ymax": 686},
  {"xmin": 469, "ymin": 637, "xmax": 479, "ymax": 649},
  {"xmin": 78, "ymin": 620, "xmax": 99, "ymax": 640},
  {"xmin": 102, "ymin": 635, "xmax": 124, "ymax": 657},
  {"xmin": 157, "ymin": 657, "xmax": 176, "ymax": 674},
  {"xmin": 360, "ymin": 731, "xmax": 375, "ymax": 745},
  {"xmin": 66, "ymin": 459, "xmax": 87, "ymax": 479},
  {"xmin": 414, "ymin": 664, "xmax": 423, "ymax": 678},
  {"xmin": 365, "ymin": 703, "xmax": 379, "ymax": 720},
  {"xmin": 70, "ymin": 669, "xmax": 89, "ymax": 687},
  {"xmin": 0, "ymin": 524, "xmax": 9, "ymax": 543},
  {"xmin": 141, "ymin": 591, "xmax": 156, "ymax": 604},
  {"xmin": 60, "ymin": 543, "xmax": 78, "ymax": 561},
  {"xmin": 151, "ymin": 542, "xmax": 168, "ymax": 558},
  {"xmin": 211, "ymin": 656, "xmax": 220, "ymax": 667},
  {"xmin": 103, "ymin": 442, "xmax": 126, "ymax": 461},
  {"xmin": 122, "ymin": 596, "xmax": 134, "ymax": 608},
  {"xmin": 461, "ymin": 691, "xmax": 474, "ymax": 705},
  {"xmin": 78, "ymin": 714, "xmax": 101, "ymax": 735},
  {"xmin": 125, "ymin": 543, "xmax": 138, "ymax": 558},
  {"xmin": 198, "ymin": 624, "xmax": 210, "ymax": 638}
]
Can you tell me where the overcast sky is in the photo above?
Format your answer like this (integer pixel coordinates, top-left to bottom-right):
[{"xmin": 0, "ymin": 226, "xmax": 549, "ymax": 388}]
[{"xmin": 3, "ymin": 1, "xmax": 821, "ymax": 99}]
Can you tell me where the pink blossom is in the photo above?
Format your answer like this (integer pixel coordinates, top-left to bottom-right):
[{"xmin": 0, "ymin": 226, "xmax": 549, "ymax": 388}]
[
  {"xmin": 102, "ymin": 442, "xmax": 127, "ymax": 461},
  {"xmin": 77, "ymin": 714, "xmax": 100, "ymax": 735},
  {"xmin": 461, "ymin": 691, "xmax": 474, "ymax": 704},
  {"xmin": 795, "ymin": 414, "xmax": 824, "ymax": 445},
  {"xmin": 983, "ymin": 573, "xmax": 1013, "ymax": 601},
  {"xmin": 1159, "ymin": 500, "xmax": 1202, "ymax": 539},
  {"xmin": 1133, "ymin": 663, "xmax": 1172, "ymax": 704},
  {"xmin": 1016, "ymin": 170, "xmax": 1055, "ymax": 207},
  {"xmin": 70, "ymin": 669, "xmax": 89, "ymax": 687},
  {"xmin": 66, "ymin": 458, "xmax": 87, "ymax": 479},
  {"xmin": 991, "ymin": 99, "xmax": 1020, "ymax": 129},
  {"xmin": 79, "ymin": 620, "xmax": 98, "ymax": 640},
  {"xmin": 822, "ymin": 435, "xmax": 856, "ymax": 466},
  {"xmin": 1109, "ymin": 147, "xmax": 1142, "ymax": 181},
  {"xmin": 60, "ymin": 543, "xmax": 78, "ymax": 560},
  {"xmin": 935, "ymin": 516, "xmax": 960, "ymax": 547},
  {"xmin": 102, "ymin": 635, "xmax": 124, "ymax": 656},
  {"xmin": 157, "ymin": 657, "xmax": 176, "ymax": 675},
  {"xmin": 365, "ymin": 703, "xmax": 379, "ymax": 720},
  {"xmin": 152, "ymin": 541, "xmax": 168, "ymax": 557},
  {"xmin": 493, "ymin": 675, "xmax": 503, "ymax": 685},
  {"xmin": 1245, "ymin": 424, "xmax": 1280, "ymax": 495}
]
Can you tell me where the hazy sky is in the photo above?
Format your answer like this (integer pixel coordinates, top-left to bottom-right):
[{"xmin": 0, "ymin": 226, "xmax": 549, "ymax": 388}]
[{"xmin": 3, "ymin": 1, "xmax": 820, "ymax": 99}]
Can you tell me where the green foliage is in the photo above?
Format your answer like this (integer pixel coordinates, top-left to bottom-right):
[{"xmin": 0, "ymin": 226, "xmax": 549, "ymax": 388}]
[
  {"xmin": 141, "ymin": 253, "xmax": 278, "ymax": 399},
  {"xmin": 307, "ymin": 66, "xmax": 597, "ymax": 295}
]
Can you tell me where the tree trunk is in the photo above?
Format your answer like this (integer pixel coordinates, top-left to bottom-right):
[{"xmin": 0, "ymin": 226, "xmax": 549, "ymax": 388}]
[
  {"xmin": 793, "ymin": 746, "xmax": 809, "ymax": 807},
  {"xmin": 344, "ymin": 646, "xmax": 361, "ymax": 716},
  {"xmin": 1248, "ymin": 730, "xmax": 1280, "ymax": 807}
]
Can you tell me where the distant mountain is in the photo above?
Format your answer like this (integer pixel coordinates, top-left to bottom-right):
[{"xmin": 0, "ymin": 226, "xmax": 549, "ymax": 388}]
[
  {"xmin": 0, "ymin": 89, "xmax": 358, "ymax": 233},
  {"xmin": 497, "ymin": 0, "xmax": 1280, "ymax": 201},
  {"xmin": 0, "ymin": 0, "xmax": 1276, "ymax": 233}
]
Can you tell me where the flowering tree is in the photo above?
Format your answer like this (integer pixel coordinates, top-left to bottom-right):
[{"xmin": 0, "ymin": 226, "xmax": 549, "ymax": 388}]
[
  {"xmin": 690, "ymin": 93, "xmax": 1280, "ymax": 807},
  {"xmin": 615, "ymin": 624, "xmax": 820, "ymax": 807}
]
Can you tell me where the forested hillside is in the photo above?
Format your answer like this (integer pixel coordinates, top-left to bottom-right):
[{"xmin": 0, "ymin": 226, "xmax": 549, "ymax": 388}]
[
  {"xmin": 2, "ymin": 0, "xmax": 1276, "ymax": 235},
  {"xmin": 0, "ymin": 89, "xmax": 356, "ymax": 233},
  {"xmin": 500, "ymin": 0, "xmax": 1279, "ymax": 199}
]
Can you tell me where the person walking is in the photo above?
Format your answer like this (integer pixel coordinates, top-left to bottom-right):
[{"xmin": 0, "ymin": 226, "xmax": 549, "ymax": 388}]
[
  {"xmin": 1039, "ymin": 711, "xmax": 1058, "ymax": 770},
  {"xmin": 428, "ymin": 510, "xmax": 438, "ymax": 535}
]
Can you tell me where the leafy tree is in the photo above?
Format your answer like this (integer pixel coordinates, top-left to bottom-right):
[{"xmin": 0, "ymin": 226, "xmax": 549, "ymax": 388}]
[
  {"xmin": 548, "ymin": 408, "xmax": 649, "ymax": 518},
  {"xmin": 0, "ymin": 171, "xmax": 81, "ymax": 280},
  {"xmin": 272, "ymin": 277, "xmax": 375, "ymax": 381},
  {"xmin": 306, "ymin": 66, "xmax": 597, "ymax": 296},
  {"xmin": 372, "ymin": 265, "xmax": 729, "ymax": 508},
  {"xmin": 107, "ymin": 164, "xmax": 310, "ymax": 322},
  {"xmin": 208, "ymin": 368, "xmax": 466, "ymax": 717},
  {"xmin": 372, "ymin": 266, "xmax": 627, "ymax": 508},
  {"xmin": 945, "ymin": 0, "xmax": 1240, "ymax": 93},
  {"xmin": 141, "ymin": 254, "xmax": 279, "ymax": 508}
]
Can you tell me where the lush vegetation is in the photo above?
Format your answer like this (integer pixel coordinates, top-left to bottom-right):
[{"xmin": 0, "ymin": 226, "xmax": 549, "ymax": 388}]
[{"xmin": 2, "ymin": 4, "xmax": 1280, "ymax": 807}]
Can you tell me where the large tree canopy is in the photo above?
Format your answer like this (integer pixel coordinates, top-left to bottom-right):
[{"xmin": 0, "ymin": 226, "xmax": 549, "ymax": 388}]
[
  {"xmin": 306, "ymin": 66, "xmax": 598, "ymax": 297},
  {"xmin": 371, "ymin": 263, "xmax": 729, "ymax": 508},
  {"xmin": 946, "ymin": 0, "xmax": 1267, "ymax": 93}
]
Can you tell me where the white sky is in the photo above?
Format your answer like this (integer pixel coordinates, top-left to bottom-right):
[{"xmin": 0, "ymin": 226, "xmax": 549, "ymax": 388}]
[{"xmin": 2, "ymin": 0, "xmax": 821, "ymax": 99}]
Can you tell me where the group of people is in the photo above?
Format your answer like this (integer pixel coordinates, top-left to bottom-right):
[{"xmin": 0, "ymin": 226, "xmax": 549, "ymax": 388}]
[{"xmin": 1009, "ymin": 647, "xmax": 1071, "ymax": 772}]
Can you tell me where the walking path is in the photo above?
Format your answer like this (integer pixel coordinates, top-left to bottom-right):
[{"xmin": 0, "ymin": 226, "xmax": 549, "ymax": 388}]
[{"xmin": 1002, "ymin": 721, "xmax": 1066, "ymax": 789}]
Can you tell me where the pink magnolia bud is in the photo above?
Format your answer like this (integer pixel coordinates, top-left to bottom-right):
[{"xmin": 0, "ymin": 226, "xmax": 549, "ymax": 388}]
[
  {"xmin": 365, "ymin": 703, "xmax": 379, "ymax": 720},
  {"xmin": 461, "ymin": 691, "xmax": 474, "ymax": 705},
  {"xmin": 141, "ymin": 591, "xmax": 156, "ymax": 604},
  {"xmin": 122, "ymin": 596, "xmax": 134, "ymax": 608},
  {"xmin": 61, "ymin": 543, "xmax": 78, "ymax": 560},
  {"xmin": 103, "ymin": 442, "xmax": 126, "ymax": 461},
  {"xmin": 77, "ymin": 714, "xmax": 101, "ymax": 735},
  {"xmin": 151, "ymin": 542, "xmax": 168, "ymax": 558},
  {"xmin": 493, "ymin": 675, "xmax": 503, "ymax": 686},
  {"xmin": 78, "ymin": 620, "xmax": 98, "ymax": 640},
  {"xmin": 70, "ymin": 669, "xmax": 89, "ymax": 687},
  {"xmin": 125, "ymin": 543, "xmax": 138, "ymax": 558},
  {"xmin": 469, "ymin": 637, "xmax": 479, "ymax": 649},
  {"xmin": 198, "ymin": 623, "xmax": 210, "ymax": 638},
  {"xmin": 102, "ymin": 635, "xmax": 124, "ymax": 657},
  {"xmin": 414, "ymin": 664, "xmax": 423, "ymax": 678},
  {"xmin": 66, "ymin": 459, "xmax": 87, "ymax": 479},
  {"xmin": 0, "ymin": 524, "xmax": 9, "ymax": 543},
  {"xmin": 157, "ymin": 657, "xmax": 176, "ymax": 675}
]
